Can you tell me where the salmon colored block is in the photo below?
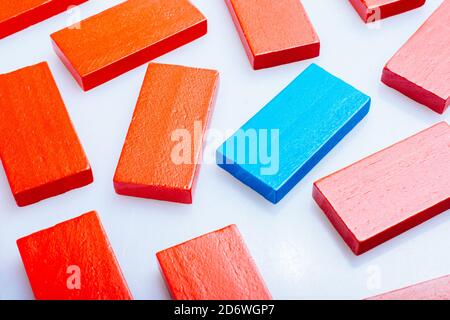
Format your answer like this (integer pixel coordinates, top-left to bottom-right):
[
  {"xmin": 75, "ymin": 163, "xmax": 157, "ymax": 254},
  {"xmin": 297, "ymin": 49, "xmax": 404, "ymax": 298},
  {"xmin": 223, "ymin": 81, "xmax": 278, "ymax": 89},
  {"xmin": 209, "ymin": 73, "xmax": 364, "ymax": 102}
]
[
  {"xmin": 313, "ymin": 122, "xmax": 450, "ymax": 255},
  {"xmin": 113, "ymin": 63, "xmax": 219, "ymax": 204},
  {"xmin": 225, "ymin": 0, "xmax": 320, "ymax": 69},
  {"xmin": 157, "ymin": 225, "xmax": 271, "ymax": 300},
  {"xmin": 382, "ymin": 1, "xmax": 450, "ymax": 114},
  {"xmin": 367, "ymin": 275, "xmax": 450, "ymax": 300},
  {"xmin": 51, "ymin": 0, "xmax": 207, "ymax": 91},
  {"xmin": 349, "ymin": 0, "xmax": 425, "ymax": 23},
  {"xmin": 0, "ymin": 62, "xmax": 93, "ymax": 207},
  {"xmin": 17, "ymin": 211, "xmax": 132, "ymax": 300},
  {"xmin": 0, "ymin": 0, "xmax": 88, "ymax": 39}
]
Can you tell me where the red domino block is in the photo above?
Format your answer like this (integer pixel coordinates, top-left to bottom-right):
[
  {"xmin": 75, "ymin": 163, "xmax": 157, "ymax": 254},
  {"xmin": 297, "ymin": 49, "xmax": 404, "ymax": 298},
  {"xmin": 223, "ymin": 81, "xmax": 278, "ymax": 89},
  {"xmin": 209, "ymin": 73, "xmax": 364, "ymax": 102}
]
[
  {"xmin": 225, "ymin": 0, "xmax": 320, "ymax": 69},
  {"xmin": 113, "ymin": 63, "xmax": 218, "ymax": 204},
  {"xmin": 0, "ymin": 62, "xmax": 93, "ymax": 206},
  {"xmin": 157, "ymin": 225, "xmax": 271, "ymax": 300},
  {"xmin": 367, "ymin": 275, "xmax": 450, "ymax": 300},
  {"xmin": 349, "ymin": 0, "xmax": 426, "ymax": 23},
  {"xmin": 17, "ymin": 211, "xmax": 132, "ymax": 300},
  {"xmin": 51, "ymin": 0, "xmax": 207, "ymax": 91},
  {"xmin": 313, "ymin": 122, "xmax": 450, "ymax": 255},
  {"xmin": 0, "ymin": 0, "xmax": 88, "ymax": 39},
  {"xmin": 382, "ymin": 0, "xmax": 450, "ymax": 114}
]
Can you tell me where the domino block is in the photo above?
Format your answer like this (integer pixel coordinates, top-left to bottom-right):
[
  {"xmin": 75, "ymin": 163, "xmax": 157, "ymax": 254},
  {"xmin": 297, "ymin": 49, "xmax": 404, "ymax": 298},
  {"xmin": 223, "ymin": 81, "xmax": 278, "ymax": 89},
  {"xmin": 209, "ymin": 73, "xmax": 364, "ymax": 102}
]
[
  {"xmin": 217, "ymin": 64, "xmax": 370, "ymax": 204},
  {"xmin": 313, "ymin": 122, "xmax": 450, "ymax": 255},
  {"xmin": 0, "ymin": 62, "xmax": 93, "ymax": 207},
  {"xmin": 0, "ymin": 0, "xmax": 88, "ymax": 39},
  {"xmin": 349, "ymin": 0, "xmax": 426, "ymax": 23},
  {"xmin": 51, "ymin": 0, "xmax": 207, "ymax": 91},
  {"xmin": 157, "ymin": 225, "xmax": 271, "ymax": 300},
  {"xmin": 114, "ymin": 63, "xmax": 219, "ymax": 204},
  {"xmin": 17, "ymin": 211, "xmax": 132, "ymax": 300},
  {"xmin": 225, "ymin": 0, "xmax": 320, "ymax": 69},
  {"xmin": 382, "ymin": 1, "xmax": 450, "ymax": 114},
  {"xmin": 367, "ymin": 275, "xmax": 450, "ymax": 300}
]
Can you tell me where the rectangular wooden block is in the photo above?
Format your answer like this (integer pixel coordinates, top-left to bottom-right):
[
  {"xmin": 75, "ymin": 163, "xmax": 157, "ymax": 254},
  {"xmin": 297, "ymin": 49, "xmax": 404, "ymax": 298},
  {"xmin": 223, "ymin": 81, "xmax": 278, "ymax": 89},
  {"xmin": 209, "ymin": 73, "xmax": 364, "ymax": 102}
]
[
  {"xmin": 0, "ymin": 0, "xmax": 88, "ymax": 39},
  {"xmin": 156, "ymin": 225, "xmax": 271, "ymax": 300},
  {"xmin": 225, "ymin": 0, "xmax": 320, "ymax": 69},
  {"xmin": 367, "ymin": 275, "xmax": 450, "ymax": 300},
  {"xmin": 382, "ymin": 0, "xmax": 450, "ymax": 114},
  {"xmin": 0, "ymin": 62, "xmax": 93, "ymax": 207},
  {"xmin": 17, "ymin": 211, "xmax": 132, "ymax": 300},
  {"xmin": 313, "ymin": 122, "xmax": 450, "ymax": 255},
  {"xmin": 349, "ymin": 0, "xmax": 426, "ymax": 23},
  {"xmin": 114, "ymin": 63, "xmax": 219, "ymax": 204},
  {"xmin": 51, "ymin": 0, "xmax": 207, "ymax": 91},
  {"xmin": 217, "ymin": 64, "xmax": 370, "ymax": 204}
]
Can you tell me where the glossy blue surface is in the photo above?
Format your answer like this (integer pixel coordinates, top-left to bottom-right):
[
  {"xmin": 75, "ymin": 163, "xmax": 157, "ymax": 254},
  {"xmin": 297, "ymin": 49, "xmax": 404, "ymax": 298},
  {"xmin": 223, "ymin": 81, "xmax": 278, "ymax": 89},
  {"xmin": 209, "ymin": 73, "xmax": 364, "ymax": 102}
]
[{"xmin": 216, "ymin": 63, "xmax": 371, "ymax": 203}]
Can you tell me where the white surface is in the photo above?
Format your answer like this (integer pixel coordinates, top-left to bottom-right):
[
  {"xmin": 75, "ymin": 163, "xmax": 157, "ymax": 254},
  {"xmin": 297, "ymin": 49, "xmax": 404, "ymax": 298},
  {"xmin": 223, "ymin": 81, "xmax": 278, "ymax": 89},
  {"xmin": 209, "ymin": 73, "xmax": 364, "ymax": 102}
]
[{"xmin": 0, "ymin": 0, "xmax": 448, "ymax": 300}]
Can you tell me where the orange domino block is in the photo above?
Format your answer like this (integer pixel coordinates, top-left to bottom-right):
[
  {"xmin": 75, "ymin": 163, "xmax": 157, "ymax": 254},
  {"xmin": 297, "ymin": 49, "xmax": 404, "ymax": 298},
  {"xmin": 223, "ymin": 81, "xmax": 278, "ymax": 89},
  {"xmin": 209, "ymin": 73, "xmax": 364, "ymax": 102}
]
[
  {"xmin": 17, "ymin": 211, "xmax": 132, "ymax": 300},
  {"xmin": 157, "ymin": 225, "xmax": 271, "ymax": 300},
  {"xmin": 51, "ymin": 0, "xmax": 207, "ymax": 91},
  {"xmin": 0, "ymin": 0, "xmax": 88, "ymax": 39},
  {"xmin": 114, "ymin": 63, "xmax": 219, "ymax": 204},
  {"xmin": 0, "ymin": 62, "xmax": 93, "ymax": 207},
  {"xmin": 349, "ymin": 0, "xmax": 426, "ymax": 23},
  {"xmin": 225, "ymin": 0, "xmax": 320, "ymax": 69},
  {"xmin": 367, "ymin": 275, "xmax": 450, "ymax": 300}
]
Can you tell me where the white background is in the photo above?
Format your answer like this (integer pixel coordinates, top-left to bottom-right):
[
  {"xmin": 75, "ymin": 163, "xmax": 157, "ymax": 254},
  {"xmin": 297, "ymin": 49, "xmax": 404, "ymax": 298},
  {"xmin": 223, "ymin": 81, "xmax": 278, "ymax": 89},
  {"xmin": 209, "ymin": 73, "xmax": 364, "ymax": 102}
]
[{"xmin": 0, "ymin": 0, "xmax": 448, "ymax": 300}]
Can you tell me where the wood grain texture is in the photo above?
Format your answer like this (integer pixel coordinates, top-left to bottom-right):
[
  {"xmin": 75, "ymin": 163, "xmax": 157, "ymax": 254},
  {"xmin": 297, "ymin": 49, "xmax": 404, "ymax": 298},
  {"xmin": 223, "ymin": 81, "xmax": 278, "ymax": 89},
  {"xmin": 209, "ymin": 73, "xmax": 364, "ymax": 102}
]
[
  {"xmin": 382, "ymin": 0, "xmax": 450, "ymax": 114},
  {"xmin": 367, "ymin": 275, "xmax": 450, "ymax": 300},
  {"xmin": 217, "ymin": 64, "xmax": 370, "ymax": 204},
  {"xmin": 51, "ymin": 0, "xmax": 207, "ymax": 91},
  {"xmin": 349, "ymin": 0, "xmax": 425, "ymax": 22},
  {"xmin": 313, "ymin": 122, "xmax": 450, "ymax": 255},
  {"xmin": 156, "ymin": 225, "xmax": 271, "ymax": 300},
  {"xmin": 0, "ymin": 0, "xmax": 88, "ymax": 39},
  {"xmin": 114, "ymin": 63, "xmax": 219, "ymax": 204},
  {"xmin": 17, "ymin": 211, "xmax": 132, "ymax": 300},
  {"xmin": 225, "ymin": 0, "xmax": 319, "ymax": 69},
  {"xmin": 0, "ymin": 62, "xmax": 92, "ymax": 207}
]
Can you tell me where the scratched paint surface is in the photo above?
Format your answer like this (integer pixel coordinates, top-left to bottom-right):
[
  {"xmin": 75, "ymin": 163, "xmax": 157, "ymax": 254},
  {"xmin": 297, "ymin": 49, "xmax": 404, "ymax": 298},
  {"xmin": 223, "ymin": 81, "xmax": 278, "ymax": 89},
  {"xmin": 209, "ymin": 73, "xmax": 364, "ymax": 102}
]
[
  {"xmin": 17, "ymin": 211, "xmax": 132, "ymax": 300},
  {"xmin": 217, "ymin": 64, "xmax": 370, "ymax": 203},
  {"xmin": 157, "ymin": 225, "xmax": 271, "ymax": 300}
]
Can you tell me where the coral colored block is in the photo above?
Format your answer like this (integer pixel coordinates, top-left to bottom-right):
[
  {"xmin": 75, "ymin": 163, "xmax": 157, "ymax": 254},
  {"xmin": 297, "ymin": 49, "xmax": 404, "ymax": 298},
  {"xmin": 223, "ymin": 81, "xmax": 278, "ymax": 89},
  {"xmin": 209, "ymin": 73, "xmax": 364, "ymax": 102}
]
[
  {"xmin": 382, "ymin": 1, "xmax": 450, "ymax": 114},
  {"xmin": 50, "ymin": 0, "xmax": 207, "ymax": 91},
  {"xmin": 157, "ymin": 225, "xmax": 271, "ymax": 300},
  {"xmin": 217, "ymin": 64, "xmax": 370, "ymax": 204},
  {"xmin": 0, "ymin": 62, "xmax": 92, "ymax": 207},
  {"xmin": 349, "ymin": 0, "xmax": 425, "ymax": 23},
  {"xmin": 114, "ymin": 63, "xmax": 219, "ymax": 204},
  {"xmin": 0, "ymin": 0, "xmax": 88, "ymax": 39},
  {"xmin": 367, "ymin": 275, "xmax": 450, "ymax": 300},
  {"xmin": 17, "ymin": 211, "xmax": 132, "ymax": 300},
  {"xmin": 313, "ymin": 122, "xmax": 450, "ymax": 255},
  {"xmin": 225, "ymin": 0, "xmax": 320, "ymax": 69}
]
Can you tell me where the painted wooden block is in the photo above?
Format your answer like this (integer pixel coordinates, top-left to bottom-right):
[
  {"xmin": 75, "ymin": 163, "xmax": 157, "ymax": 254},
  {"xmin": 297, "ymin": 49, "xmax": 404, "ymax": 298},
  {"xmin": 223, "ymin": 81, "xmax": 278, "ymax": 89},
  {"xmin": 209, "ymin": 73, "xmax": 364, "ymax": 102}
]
[
  {"xmin": 0, "ymin": 0, "xmax": 88, "ymax": 39},
  {"xmin": 349, "ymin": 0, "xmax": 426, "ymax": 23},
  {"xmin": 51, "ymin": 0, "xmax": 207, "ymax": 91},
  {"xmin": 225, "ymin": 0, "xmax": 319, "ymax": 69},
  {"xmin": 114, "ymin": 63, "xmax": 219, "ymax": 204},
  {"xmin": 157, "ymin": 225, "xmax": 271, "ymax": 300},
  {"xmin": 313, "ymin": 122, "xmax": 450, "ymax": 255},
  {"xmin": 382, "ymin": 0, "xmax": 450, "ymax": 114},
  {"xmin": 216, "ymin": 64, "xmax": 370, "ymax": 204},
  {"xmin": 17, "ymin": 211, "xmax": 132, "ymax": 300},
  {"xmin": 0, "ymin": 62, "xmax": 93, "ymax": 207},
  {"xmin": 367, "ymin": 275, "xmax": 450, "ymax": 300}
]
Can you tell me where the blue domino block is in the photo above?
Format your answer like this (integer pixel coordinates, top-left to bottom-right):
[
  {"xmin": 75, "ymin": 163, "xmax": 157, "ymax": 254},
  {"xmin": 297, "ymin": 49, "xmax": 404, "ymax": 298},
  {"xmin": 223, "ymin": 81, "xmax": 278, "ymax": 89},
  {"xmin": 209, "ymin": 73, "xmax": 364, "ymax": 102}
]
[{"xmin": 216, "ymin": 63, "xmax": 371, "ymax": 204}]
